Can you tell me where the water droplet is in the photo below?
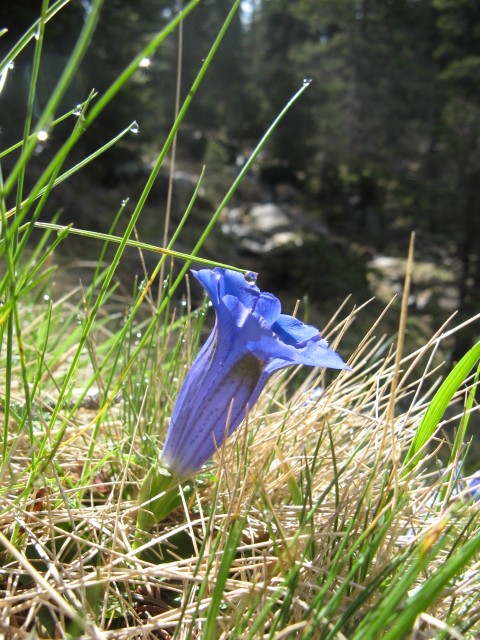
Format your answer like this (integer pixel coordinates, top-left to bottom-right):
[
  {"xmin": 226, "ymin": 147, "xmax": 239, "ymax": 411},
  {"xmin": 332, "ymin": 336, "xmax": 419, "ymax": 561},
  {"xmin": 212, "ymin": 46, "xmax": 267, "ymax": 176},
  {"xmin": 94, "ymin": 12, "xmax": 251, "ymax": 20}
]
[
  {"xmin": 130, "ymin": 121, "xmax": 139, "ymax": 134},
  {"xmin": 303, "ymin": 77, "xmax": 312, "ymax": 86},
  {"xmin": 34, "ymin": 28, "xmax": 40, "ymax": 41},
  {"xmin": 121, "ymin": 198, "xmax": 128, "ymax": 206},
  {"xmin": 37, "ymin": 130, "xmax": 48, "ymax": 142},
  {"xmin": 139, "ymin": 57, "xmax": 151, "ymax": 68},
  {"xmin": 73, "ymin": 104, "xmax": 82, "ymax": 116},
  {"xmin": 8, "ymin": 61, "xmax": 14, "ymax": 70},
  {"xmin": 136, "ymin": 331, "xmax": 142, "ymax": 339},
  {"xmin": 181, "ymin": 300, "xmax": 187, "ymax": 307},
  {"xmin": 244, "ymin": 271, "xmax": 258, "ymax": 284},
  {"xmin": 43, "ymin": 294, "xmax": 50, "ymax": 302}
]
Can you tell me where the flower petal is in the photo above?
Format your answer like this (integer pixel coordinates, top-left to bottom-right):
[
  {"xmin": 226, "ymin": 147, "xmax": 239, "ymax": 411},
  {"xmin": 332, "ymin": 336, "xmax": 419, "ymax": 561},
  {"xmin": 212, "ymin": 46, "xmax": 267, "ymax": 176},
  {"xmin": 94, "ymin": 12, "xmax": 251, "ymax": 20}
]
[
  {"xmin": 193, "ymin": 268, "xmax": 260, "ymax": 311},
  {"xmin": 273, "ymin": 314, "xmax": 327, "ymax": 348},
  {"xmin": 192, "ymin": 268, "xmax": 222, "ymax": 306},
  {"xmin": 254, "ymin": 292, "xmax": 281, "ymax": 324},
  {"xmin": 161, "ymin": 352, "xmax": 264, "ymax": 479},
  {"xmin": 294, "ymin": 340, "xmax": 352, "ymax": 369}
]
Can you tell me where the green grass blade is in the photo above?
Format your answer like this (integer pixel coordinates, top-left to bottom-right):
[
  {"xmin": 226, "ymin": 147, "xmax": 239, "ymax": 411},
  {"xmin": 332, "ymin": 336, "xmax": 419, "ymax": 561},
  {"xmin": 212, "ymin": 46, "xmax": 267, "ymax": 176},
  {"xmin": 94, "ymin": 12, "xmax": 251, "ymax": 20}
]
[
  {"xmin": 381, "ymin": 526, "xmax": 480, "ymax": 640},
  {"xmin": 403, "ymin": 340, "xmax": 480, "ymax": 468},
  {"xmin": 3, "ymin": 0, "xmax": 104, "ymax": 197},
  {"xmin": 0, "ymin": 0, "xmax": 71, "ymax": 76},
  {"xmin": 202, "ymin": 514, "xmax": 248, "ymax": 639}
]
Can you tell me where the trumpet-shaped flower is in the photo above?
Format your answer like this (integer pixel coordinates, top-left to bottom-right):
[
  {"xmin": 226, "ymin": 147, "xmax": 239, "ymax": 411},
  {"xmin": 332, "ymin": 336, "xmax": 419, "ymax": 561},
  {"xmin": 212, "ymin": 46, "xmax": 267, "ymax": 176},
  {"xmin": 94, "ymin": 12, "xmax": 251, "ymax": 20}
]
[{"xmin": 159, "ymin": 268, "xmax": 351, "ymax": 480}]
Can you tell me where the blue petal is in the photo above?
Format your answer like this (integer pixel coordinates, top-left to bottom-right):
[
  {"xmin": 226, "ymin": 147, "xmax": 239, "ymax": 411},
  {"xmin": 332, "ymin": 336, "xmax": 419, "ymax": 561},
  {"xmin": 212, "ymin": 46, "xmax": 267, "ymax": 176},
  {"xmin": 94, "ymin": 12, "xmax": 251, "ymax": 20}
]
[
  {"xmin": 161, "ymin": 351, "xmax": 265, "ymax": 479},
  {"xmin": 193, "ymin": 268, "xmax": 260, "ymax": 311},
  {"xmin": 272, "ymin": 314, "xmax": 327, "ymax": 348},
  {"xmin": 217, "ymin": 295, "xmax": 294, "ymax": 363},
  {"xmin": 267, "ymin": 339, "xmax": 351, "ymax": 373},
  {"xmin": 192, "ymin": 269, "xmax": 222, "ymax": 306},
  {"xmin": 254, "ymin": 292, "xmax": 281, "ymax": 324},
  {"xmin": 220, "ymin": 294, "xmax": 252, "ymax": 329},
  {"xmin": 294, "ymin": 341, "xmax": 352, "ymax": 369},
  {"xmin": 243, "ymin": 312, "xmax": 296, "ymax": 362}
]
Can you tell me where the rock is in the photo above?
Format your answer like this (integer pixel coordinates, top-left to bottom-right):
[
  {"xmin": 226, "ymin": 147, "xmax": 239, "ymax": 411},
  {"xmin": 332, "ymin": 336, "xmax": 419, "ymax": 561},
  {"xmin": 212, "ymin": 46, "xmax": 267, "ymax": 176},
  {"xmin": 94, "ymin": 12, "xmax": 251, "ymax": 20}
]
[
  {"xmin": 248, "ymin": 203, "xmax": 291, "ymax": 234},
  {"xmin": 222, "ymin": 202, "xmax": 307, "ymax": 254}
]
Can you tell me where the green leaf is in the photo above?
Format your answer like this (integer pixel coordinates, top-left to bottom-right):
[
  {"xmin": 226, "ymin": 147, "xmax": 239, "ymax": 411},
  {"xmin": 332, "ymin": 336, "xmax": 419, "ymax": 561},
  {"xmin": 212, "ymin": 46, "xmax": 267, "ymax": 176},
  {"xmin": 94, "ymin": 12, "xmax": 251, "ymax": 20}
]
[{"xmin": 403, "ymin": 341, "xmax": 480, "ymax": 469}]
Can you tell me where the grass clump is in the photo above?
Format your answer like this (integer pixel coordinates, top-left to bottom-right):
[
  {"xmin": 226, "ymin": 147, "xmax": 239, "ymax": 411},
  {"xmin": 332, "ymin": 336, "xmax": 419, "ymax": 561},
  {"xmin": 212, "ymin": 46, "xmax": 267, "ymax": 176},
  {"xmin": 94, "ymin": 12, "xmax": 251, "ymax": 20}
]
[{"xmin": 1, "ymin": 2, "xmax": 480, "ymax": 638}]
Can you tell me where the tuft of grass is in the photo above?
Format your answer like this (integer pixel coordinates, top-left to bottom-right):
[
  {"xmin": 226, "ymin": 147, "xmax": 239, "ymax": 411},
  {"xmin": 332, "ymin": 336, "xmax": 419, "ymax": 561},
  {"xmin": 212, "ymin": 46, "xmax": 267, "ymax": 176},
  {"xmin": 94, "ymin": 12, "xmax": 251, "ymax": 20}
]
[{"xmin": 1, "ymin": 2, "xmax": 480, "ymax": 639}]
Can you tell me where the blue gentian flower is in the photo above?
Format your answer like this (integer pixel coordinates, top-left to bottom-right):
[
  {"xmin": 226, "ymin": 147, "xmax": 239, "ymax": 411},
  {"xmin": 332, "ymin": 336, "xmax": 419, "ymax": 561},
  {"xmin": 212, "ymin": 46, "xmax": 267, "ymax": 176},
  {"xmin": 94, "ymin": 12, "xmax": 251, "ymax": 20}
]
[
  {"xmin": 159, "ymin": 268, "xmax": 351, "ymax": 480},
  {"xmin": 466, "ymin": 472, "xmax": 480, "ymax": 502}
]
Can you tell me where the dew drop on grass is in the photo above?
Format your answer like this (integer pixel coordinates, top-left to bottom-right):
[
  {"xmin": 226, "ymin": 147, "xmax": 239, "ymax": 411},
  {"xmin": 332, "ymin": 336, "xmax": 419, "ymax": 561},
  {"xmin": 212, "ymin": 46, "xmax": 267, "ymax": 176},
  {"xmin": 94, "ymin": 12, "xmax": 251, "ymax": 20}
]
[
  {"xmin": 8, "ymin": 61, "xmax": 14, "ymax": 70},
  {"xmin": 121, "ymin": 198, "xmax": 128, "ymax": 206},
  {"xmin": 73, "ymin": 104, "xmax": 82, "ymax": 116},
  {"xmin": 244, "ymin": 271, "xmax": 258, "ymax": 284},
  {"xmin": 130, "ymin": 121, "xmax": 139, "ymax": 134},
  {"xmin": 303, "ymin": 77, "xmax": 312, "ymax": 86}
]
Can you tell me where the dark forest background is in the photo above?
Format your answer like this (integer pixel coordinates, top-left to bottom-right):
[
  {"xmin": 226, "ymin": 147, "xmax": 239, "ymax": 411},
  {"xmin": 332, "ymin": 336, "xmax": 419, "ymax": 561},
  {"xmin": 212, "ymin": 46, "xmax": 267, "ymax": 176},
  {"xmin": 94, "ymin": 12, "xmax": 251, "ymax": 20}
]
[{"xmin": 1, "ymin": 0, "xmax": 479, "ymax": 358}]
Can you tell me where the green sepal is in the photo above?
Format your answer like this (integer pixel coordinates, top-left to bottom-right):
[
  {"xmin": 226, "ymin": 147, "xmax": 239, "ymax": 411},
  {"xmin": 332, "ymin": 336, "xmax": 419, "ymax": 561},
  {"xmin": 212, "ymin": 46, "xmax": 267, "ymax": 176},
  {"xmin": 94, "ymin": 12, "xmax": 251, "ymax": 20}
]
[{"xmin": 134, "ymin": 464, "xmax": 180, "ymax": 549}]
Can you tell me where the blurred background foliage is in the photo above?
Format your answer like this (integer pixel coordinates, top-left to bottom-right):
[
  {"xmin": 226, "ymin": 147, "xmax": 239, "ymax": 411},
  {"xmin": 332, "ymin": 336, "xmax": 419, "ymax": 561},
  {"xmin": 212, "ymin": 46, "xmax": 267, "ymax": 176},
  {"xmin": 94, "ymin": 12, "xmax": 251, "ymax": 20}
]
[{"xmin": 1, "ymin": 0, "xmax": 479, "ymax": 357}]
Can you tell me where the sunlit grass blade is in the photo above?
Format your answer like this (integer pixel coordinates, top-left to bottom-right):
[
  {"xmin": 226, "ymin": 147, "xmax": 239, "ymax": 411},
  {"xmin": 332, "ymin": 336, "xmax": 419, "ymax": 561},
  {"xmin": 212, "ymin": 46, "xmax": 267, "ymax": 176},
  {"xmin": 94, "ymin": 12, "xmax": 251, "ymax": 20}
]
[
  {"xmin": 404, "ymin": 340, "xmax": 480, "ymax": 469},
  {"xmin": 31, "ymin": 222, "xmax": 245, "ymax": 272},
  {"xmin": 15, "ymin": 0, "xmax": 49, "ymax": 217},
  {"xmin": 4, "ymin": 112, "xmax": 132, "ymax": 222},
  {"xmin": 3, "ymin": 0, "xmax": 104, "ymax": 197},
  {"xmin": 0, "ymin": 0, "xmax": 71, "ymax": 77},
  {"xmin": 0, "ymin": 95, "xmax": 97, "ymax": 160}
]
